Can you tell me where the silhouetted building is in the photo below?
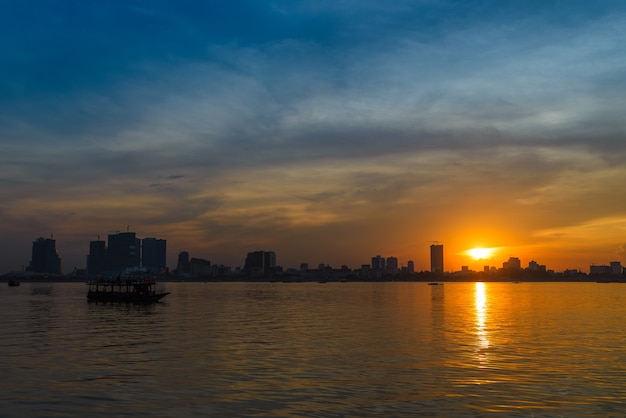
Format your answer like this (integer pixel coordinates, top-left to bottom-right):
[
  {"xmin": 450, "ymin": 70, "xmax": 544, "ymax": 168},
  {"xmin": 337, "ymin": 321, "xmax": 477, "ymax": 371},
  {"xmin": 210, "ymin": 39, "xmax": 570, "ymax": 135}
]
[
  {"xmin": 244, "ymin": 250, "xmax": 276, "ymax": 277},
  {"xmin": 610, "ymin": 261, "xmax": 623, "ymax": 275},
  {"xmin": 176, "ymin": 251, "xmax": 191, "ymax": 275},
  {"xmin": 190, "ymin": 258, "xmax": 211, "ymax": 277},
  {"xmin": 371, "ymin": 255, "xmax": 385, "ymax": 271},
  {"xmin": 142, "ymin": 238, "xmax": 167, "ymax": 273},
  {"xmin": 386, "ymin": 256, "xmax": 398, "ymax": 275},
  {"xmin": 87, "ymin": 240, "xmax": 106, "ymax": 275},
  {"xmin": 359, "ymin": 264, "xmax": 372, "ymax": 279},
  {"xmin": 590, "ymin": 265, "xmax": 611, "ymax": 276},
  {"xmin": 528, "ymin": 260, "xmax": 546, "ymax": 272},
  {"xmin": 407, "ymin": 260, "xmax": 415, "ymax": 274},
  {"xmin": 430, "ymin": 244, "xmax": 444, "ymax": 273},
  {"xmin": 30, "ymin": 236, "xmax": 62, "ymax": 274},
  {"xmin": 503, "ymin": 257, "xmax": 521, "ymax": 270},
  {"xmin": 106, "ymin": 232, "xmax": 140, "ymax": 273}
]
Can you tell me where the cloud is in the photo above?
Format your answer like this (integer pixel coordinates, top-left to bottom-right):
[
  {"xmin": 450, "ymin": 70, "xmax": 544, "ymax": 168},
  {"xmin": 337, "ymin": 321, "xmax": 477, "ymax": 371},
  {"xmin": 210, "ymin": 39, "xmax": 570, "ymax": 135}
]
[{"xmin": 2, "ymin": 1, "xmax": 626, "ymax": 272}]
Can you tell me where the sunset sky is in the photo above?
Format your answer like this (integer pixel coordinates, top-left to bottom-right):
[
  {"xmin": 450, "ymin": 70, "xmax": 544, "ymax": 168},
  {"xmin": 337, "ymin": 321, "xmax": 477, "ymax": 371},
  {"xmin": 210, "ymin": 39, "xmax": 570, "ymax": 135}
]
[{"xmin": 2, "ymin": 1, "xmax": 626, "ymax": 274}]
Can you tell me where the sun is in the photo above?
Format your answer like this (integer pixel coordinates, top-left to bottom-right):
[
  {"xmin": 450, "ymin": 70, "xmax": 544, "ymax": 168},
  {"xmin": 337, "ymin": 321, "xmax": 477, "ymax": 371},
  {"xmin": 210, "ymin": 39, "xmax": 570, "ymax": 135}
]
[{"xmin": 467, "ymin": 247, "xmax": 493, "ymax": 260}]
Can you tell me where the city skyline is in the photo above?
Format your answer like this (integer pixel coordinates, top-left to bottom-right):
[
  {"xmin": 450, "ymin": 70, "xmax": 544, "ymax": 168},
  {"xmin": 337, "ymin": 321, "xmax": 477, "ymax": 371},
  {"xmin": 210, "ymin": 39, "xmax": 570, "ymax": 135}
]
[
  {"xmin": 2, "ymin": 2, "xmax": 626, "ymax": 274},
  {"xmin": 10, "ymin": 232, "xmax": 626, "ymax": 276}
]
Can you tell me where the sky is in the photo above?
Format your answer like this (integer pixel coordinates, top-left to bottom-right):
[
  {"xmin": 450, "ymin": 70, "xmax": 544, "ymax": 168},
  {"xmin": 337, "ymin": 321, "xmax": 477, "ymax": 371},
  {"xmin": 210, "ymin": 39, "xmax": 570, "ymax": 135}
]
[{"xmin": 2, "ymin": 0, "xmax": 626, "ymax": 274}]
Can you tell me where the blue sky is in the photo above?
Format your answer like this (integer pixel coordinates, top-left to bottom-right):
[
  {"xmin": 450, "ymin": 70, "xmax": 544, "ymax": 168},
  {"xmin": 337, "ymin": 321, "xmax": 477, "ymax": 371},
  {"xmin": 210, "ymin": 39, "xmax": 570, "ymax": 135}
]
[{"xmin": 2, "ymin": 1, "xmax": 626, "ymax": 273}]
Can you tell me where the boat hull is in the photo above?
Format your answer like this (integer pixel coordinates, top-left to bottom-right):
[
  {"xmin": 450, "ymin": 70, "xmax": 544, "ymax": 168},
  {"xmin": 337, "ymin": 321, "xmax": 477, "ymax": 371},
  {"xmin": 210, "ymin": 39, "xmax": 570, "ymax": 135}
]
[{"xmin": 87, "ymin": 290, "xmax": 169, "ymax": 303}]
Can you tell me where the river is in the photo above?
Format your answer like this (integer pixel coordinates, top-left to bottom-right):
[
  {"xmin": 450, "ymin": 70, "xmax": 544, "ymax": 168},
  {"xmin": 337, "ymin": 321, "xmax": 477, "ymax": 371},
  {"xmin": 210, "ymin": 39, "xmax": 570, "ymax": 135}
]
[{"xmin": 1, "ymin": 281, "xmax": 625, "ymax": 417}]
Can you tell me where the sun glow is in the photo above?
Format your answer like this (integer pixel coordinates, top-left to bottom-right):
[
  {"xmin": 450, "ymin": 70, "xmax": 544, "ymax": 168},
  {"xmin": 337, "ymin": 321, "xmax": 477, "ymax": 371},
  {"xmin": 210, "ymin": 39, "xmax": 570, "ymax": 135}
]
[{"xmin": 467, "ymin": 247, "xmax": 494, "ymax": 260}]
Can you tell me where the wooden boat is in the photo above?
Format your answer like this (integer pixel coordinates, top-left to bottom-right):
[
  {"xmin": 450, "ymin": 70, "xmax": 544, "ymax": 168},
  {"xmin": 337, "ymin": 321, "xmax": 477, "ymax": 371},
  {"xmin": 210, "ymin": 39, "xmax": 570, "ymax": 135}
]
[
  {"xmin": 8, "ymin": 280, "xmax": 20, "ymax": 287},
  {"xmin": 87, "ymin": 278, "xmax": 169, "ymax": 303}
]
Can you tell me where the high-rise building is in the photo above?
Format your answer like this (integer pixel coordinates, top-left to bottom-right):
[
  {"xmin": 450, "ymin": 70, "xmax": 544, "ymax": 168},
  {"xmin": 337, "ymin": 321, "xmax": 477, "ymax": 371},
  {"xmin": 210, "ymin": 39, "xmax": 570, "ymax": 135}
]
[
  {"xmin": 142, "ymin": 238, "xmax": 167, "ymax": 273},
  {"xmin": 87, "ymin": 240, "xmax": 106, "ymax": 275},
  {"xmin": 30, "ymin": 237, "xmax": 62, "ymax": 274},
  {"xmin": 244, "ymin": 250, "xmax": 276, "ymax": 277},
  {"xmin": 371, "ymin": 255, "xmax": 385, "ymax": 271},
  {"xmin": 176, "ymin": 251, "xmax": 190, "ymax": 275},
  {"xmin": 430, "ymin": 244, "xmax": 444, "ymax": 273},
  {"xmin": 106, "ymin": 232, "xmax": 140, "ymax": 273},
  {"xmin": 407, "ymin": 260, "xmax": 415, "ymax": 274},
  {"xmin": 386, "ymin": 256, "xmax": 398, "ymax": 275}
]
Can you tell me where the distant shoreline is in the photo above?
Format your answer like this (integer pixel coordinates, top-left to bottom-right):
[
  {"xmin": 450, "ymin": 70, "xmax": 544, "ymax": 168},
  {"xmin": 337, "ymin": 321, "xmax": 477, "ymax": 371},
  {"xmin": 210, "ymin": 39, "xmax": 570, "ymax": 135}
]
[{"xmin": 3, "ymin": 276, "xmax": 621, "ymax": 284}]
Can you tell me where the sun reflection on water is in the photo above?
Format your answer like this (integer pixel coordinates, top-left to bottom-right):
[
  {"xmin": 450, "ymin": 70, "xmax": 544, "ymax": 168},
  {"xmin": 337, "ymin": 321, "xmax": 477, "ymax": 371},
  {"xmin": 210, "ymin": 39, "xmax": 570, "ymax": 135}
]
[{"xmin": 475, "ymin": 282, "xmax": 489, "ymax": 366}]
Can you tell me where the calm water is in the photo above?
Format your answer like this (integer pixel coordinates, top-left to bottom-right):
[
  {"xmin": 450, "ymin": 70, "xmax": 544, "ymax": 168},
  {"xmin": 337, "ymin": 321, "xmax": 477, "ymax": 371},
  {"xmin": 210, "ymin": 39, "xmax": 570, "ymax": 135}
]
[{"xmin": 1, "ymin": 281, "xmax": 626, "ymax": 417}]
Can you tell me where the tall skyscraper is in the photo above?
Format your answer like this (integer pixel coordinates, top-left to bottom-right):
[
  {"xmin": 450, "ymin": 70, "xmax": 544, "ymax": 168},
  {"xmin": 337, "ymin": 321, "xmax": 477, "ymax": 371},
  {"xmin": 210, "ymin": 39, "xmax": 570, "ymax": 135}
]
[
  {"xmin": 244, "ymin": 250, "xmax": 276, "ymax": 277},
  {"xmin": 142, "ymin": 238, "xmax": 167, "ymax": 273},
  {"xmin": 430, "ymin": 244, "xmax": 444, "ymax": 273},
  {"xmin": 30, "ymin": 237, "xmax": 62, "ymax": 274},
  {"xmin": 386, "ymin": 256, "xmax": 398, "ymax": 274},
  {"xmin": 87, "ymin": 239, "xmax": 106, "ymax": 275},
  {"xmin": 371, "ymin": 255, "xmax": 385, "ymax": 271},
  {"xmin": 106, "ymin": 232, "xmax": 140, "ymax": 273}
]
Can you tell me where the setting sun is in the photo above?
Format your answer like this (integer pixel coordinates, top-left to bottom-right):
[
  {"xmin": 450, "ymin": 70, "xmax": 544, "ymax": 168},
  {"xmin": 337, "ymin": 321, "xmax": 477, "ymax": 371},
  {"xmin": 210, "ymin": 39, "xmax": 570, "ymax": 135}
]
[{"xmin": 467, "ymin": 247, "xmax": 494, "ymax": 260}]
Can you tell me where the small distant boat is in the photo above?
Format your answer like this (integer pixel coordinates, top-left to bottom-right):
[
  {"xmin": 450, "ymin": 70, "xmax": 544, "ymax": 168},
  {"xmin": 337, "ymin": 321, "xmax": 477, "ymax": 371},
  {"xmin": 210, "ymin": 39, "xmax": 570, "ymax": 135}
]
[
  {"xmin": 8, "ymin": 280, "xmax": 20, "ymax": 287},
  {"xmin": 87, "ymin": 278, "xmax": 169, "ymax": 303},
  {"xmin": 428, "ymin": 282, "xmax": 443, "ymax": 285}
]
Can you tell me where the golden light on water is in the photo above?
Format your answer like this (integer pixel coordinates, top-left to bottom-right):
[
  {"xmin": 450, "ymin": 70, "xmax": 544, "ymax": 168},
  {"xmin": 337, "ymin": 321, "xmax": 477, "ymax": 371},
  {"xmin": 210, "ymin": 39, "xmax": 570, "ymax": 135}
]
[{"xmin": 475, "ymin": 282, "xmax": 489, "ymax": 365}]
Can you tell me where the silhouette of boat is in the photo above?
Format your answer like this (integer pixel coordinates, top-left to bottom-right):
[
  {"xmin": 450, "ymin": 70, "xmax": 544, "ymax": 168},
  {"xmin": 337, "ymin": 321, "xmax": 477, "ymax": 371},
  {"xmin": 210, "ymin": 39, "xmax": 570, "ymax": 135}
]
[
  {"xmin": 87, "ymin": 278, "xmax": 169, "ymax": 303},
  {"xmin": 427, "ymin": 282, "xmax": 443, "ymax": 285},
  {"xmin": 8, "ymin": 280, "xmax": 20, "ymax": 287}
]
